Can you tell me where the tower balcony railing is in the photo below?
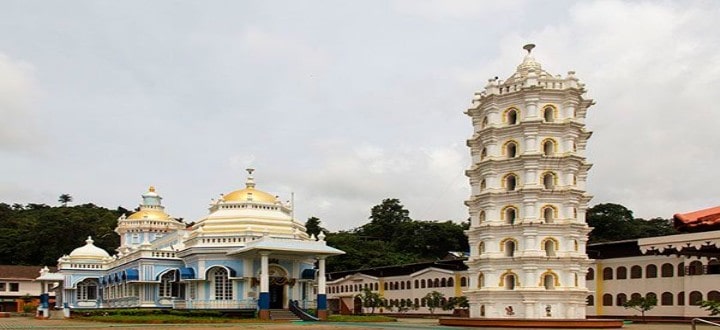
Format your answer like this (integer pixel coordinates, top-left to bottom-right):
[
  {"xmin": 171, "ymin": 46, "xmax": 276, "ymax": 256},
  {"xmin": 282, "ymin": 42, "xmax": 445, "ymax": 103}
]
[
  {"xmin": 103, "ymin": 296, "xmax": 140, "ymax": 308},
  {"xmin": 173, "ymin": 299, "xmax": 257, "ymax": 309}
]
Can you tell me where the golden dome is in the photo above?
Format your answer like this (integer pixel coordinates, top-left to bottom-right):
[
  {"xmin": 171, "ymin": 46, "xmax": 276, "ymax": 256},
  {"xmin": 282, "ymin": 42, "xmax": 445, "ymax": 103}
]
[
  {"xmin": 222, "ymin": 187, "xmax": 278, "ymax": 203},
  {"xmin": 127, "ymin": 209, "xmax": 171, "ymax": 220}
]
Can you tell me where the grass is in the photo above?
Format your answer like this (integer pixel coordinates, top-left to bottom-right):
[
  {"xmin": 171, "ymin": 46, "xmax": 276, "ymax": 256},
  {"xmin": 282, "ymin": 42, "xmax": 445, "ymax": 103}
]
[
  {"xmin": 328, "ymin": 314, "xmax": 397, "ymax": 322},
  {"xmin": 78, "ymin": 314, "xmax": 263, "ymax": 324}
]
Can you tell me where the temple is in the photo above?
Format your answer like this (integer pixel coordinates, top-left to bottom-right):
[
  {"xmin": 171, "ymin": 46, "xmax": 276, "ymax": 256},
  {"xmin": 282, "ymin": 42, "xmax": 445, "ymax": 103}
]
[{"xmin": 36, "ymin": 169, "xmax": 344, "ymax": 320}]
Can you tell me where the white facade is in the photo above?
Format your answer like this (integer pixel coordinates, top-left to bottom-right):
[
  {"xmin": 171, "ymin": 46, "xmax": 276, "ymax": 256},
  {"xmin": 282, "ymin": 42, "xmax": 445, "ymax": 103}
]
[{"xmin": 463, "ymin": 45, "xmax": 594, "ymax": 319}]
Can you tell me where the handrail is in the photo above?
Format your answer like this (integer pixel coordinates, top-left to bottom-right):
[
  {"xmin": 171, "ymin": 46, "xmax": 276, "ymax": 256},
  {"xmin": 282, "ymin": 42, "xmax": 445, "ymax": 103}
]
[
  {"xmin": 289, "ymin": 300, "xmax": 319, "ymax": 321},
  {"xmin": 692, "ymin": 318, "xmax": 720, "ymax": 330}
]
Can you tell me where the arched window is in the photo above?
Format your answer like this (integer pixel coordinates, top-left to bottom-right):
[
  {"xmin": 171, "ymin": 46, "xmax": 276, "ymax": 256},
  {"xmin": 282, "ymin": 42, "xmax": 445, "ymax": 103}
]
[
  {"xmin": 503, "ymin": 239, "xmax": 517, "ymax": 257},
  {"xmin": 630, "ymin": 293, "xmax": 641, "ymax": 301},
  {"xmin": 646, "ymin": 264, "xmax": 658, "ymax": 278},
  {"xmin": 630, "ymin": 265, "xmax": 642, "ymax": 279},
  {"xmin": 708, "ymin": 259, "xmax": 720, "ymax": 274},
  {"xmin": 678, "ymin": 262, "xmax": 685, "ymax": 277},
  {"xmin": 505, "ymin": 274, "xmax": 516, "ymax": 290},
  {"xmin": 76, "ymin": 278, "xmax": 98, "ymax": 301},
  {"xmin": 503, "ymin": 206, "xmax": 518, "ymax": 225},
  {"xmin": 689, "ymin": 261, "xmax": 703, "ymax": 275},
  {"xmin": 602, "ymin": 267, "xmax": 613, "ymax": 280},
  {"xmin": 414, "ymin": 280, "xmax": 419, "ymax": 289},
  {"xmin": 447, "ymin": 277, "xmax": 454, "ymax": 287},
  {"xmin": 587, "ymin": 295, "xmax": 594, "ymax": 306},
  {"xmin": 542, "ymin": 272, "xmax": 557, "ymax": 290},
  {"xmin": 505, "ymin": 108, "xmax": 518, "ymax": 125},
  {"xmin": 678, "ymin": 291, "xmax": 685, "ymax": 306},
  {"xmin": 505, "ymin": 141, "xmax": 518, "ymax": 158},
  {"xmin": 481, "ymin": 116, "xmax": 488, "ymax": 128},
  {"xmin": 586, "ymin": 268, "xmax": 595, "ymax": 281},
  {"xmin": 646, "ymin": 292, "xmax": 657, "ymax": 302},
  {"xmin": 616, "ymin": 293, "xmax": 627, "ymax": 306},
  {"xmin": 542, "ymin": 139, "xmax": 557, "ymax": 156},
  {"xmin": 480, "ymin": 147, "xmax": 487, "ymax": 160},
  {"xmin": 541, "ymin": 206, "xmax": 556, "ymax": 223},
  {"xmin": 477, "ymin": 273, "xmax": 485, "ymax": 288},
  {"xmin": 401, "ymin": 281, "xmax": 405, "ymax": 290},
  {"xmin": 543, "ymin": 239, "xmax": 557, "ymax": 257},
  {"xmin": 504, "ymin": 174, "xmax": 518, "ymax": 191},
  {"xmin": 420, "ymin": 279, "xmax": 425, "ymax": 288},
  {"xmin": 414, "ymin": 298, "xmax": 420, "ymax": 307},
  {"xmin": 384, "ymin": 282, "xmax": 388, "ymax": 290},
  {"xmin": 616, "ymin": 267, "xmax": 627, "ymax": 280},
  {"xmin": 478, "ymin": 241, "xmax": 485, "ymax": 254},
  {"xmin": 690, "ymin": 291, "xmax": 703, "ymax": 305},
  {"xmin": 480, "ymin": 178, "xmax": 486, "ymax": 190},
  {"xmin": 480, "ymin": 304, "xmax": 485, "ymax": 316},
  {"xmin": 209, "ymin": 267, "xmax": 232, "ymax": 300},
  {"xmin": 460, "ymin": 277, "xmax": 467, "ymax": 287},
  {"xmin": 661, "ymin": 292, "xmax": 674, "ymax": 306},
  {"xmin": 543, "ymin": 106, "xmax": 555, "ymax": 122},
  {"xmin": 709, "ymin": 291, "xmax": 720, "ymax": 301},
  {"xmin": 478, "ymin": 210, "xmax": 486, "ymax": 224},
  {"xmin": 602, "ymin": 294, "xmax": 612, "ymax": 306},
  {"xmin": 661, "ymin": 263, "xmax": 674, "ymax": 277},
  {"xmin": 542, "ymin": 172, "xmax": 556, "ymax": 190},
  {"xmin": 440, "ymin": 278, "xmax": 446, "ymax": 287},
  {"xmin": 433, "ymin": 278, "xmax": 440, "ymax": 287},
  {"xmin": 159, "ymin": 270, "xmax": 179, "ymax": 298}
]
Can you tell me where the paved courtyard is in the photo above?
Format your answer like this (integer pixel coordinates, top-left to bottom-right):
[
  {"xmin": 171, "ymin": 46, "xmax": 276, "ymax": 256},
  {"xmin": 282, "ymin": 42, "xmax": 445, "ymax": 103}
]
[{"xmin": 0, "ymin": 317, "xmax": 711, "ymax": 330}]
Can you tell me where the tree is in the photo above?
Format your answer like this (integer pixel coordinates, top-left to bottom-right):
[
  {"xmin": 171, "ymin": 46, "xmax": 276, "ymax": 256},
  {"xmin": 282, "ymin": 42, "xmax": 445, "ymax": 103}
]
[
  {"xmin": 424, "ymin": 290, "xmax": 445, "ymax": 314},
  {"xmin": 355, "ymin": 287, "xmax": 383, "ymax": 315},
  {"xmin": 443, "ymin": 296, "xmax": 469, "ymax": 311},
  {"xmin": 623, "ymin": 295, "xmax": 657, "ymax": 322},
  {"xmin": 58, "ymin": 194, "xmax": 73, "ymax": 207},
  {"xmin": 358, "ymin": 199, "xmax": 411, "ymax": 242},
  {"xmin": 304, "ymin": 217, "xmax": 326, "ymax": 237},
  {"xmin": 700, "ymin": 300, "xmax": 720, "ymax": 316},
  {"xmin": 587, "ymin": 203, "xmax": 676, "ymax": 243}
]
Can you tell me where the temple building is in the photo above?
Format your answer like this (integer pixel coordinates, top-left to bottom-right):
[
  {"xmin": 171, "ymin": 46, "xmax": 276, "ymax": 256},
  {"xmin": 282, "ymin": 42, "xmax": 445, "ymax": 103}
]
[
  {"xmin": 37, "ymin": 170, "xmax": 344, "ymax": 320},
  {"xmin": 463, "ymin": 45, "xmax": 594, "ymax": 319}
]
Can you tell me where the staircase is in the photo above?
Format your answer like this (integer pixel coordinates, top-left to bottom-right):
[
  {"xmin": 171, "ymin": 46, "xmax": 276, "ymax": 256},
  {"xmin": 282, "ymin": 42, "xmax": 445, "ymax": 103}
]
[{"xmin": 269, "ymin": 309, "xmax": 300, "ymax": 321}]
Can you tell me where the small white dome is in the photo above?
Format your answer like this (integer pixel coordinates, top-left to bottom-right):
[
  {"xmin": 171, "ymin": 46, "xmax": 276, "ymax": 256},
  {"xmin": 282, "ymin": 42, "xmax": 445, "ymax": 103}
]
[{"xmin": 69, "ymin": 236, "xmax": 110, "ymax": 259}]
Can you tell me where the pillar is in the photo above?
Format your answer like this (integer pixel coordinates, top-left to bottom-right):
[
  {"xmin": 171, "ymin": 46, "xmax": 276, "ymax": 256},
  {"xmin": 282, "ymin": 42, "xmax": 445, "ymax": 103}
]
[
  {"xmin": 36, "ymin": 280, "xmax": 49, "ymax": 319},
  {"xmin": 316, "ymin": 256, "xmax": 328, "ymax": 320},
  {"xmin": 258, "ymin": 252, "xmax": 270, "ymax": 320}
]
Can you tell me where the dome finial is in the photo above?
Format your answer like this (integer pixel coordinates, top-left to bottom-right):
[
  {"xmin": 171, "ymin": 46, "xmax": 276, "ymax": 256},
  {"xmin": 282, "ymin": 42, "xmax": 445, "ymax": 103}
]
[
  {"xmin": 246, "ymin": 168, "xmax": 256, "ymax": 188},
  {"xmin": 149, "ymin": 186, "xmax": 155, "ymax": 192},
  {"xmin": 86, "ymin": 236, "xmax": 94, "ymax": 245},
  {"xmin": 523, "ymin": 43, "xmax": 536, "ymax": 54}
]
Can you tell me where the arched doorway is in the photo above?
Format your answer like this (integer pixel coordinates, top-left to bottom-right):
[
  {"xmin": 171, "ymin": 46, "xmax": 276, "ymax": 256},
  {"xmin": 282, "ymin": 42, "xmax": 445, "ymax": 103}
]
[{"xmin": 267, "ymin": 265, "xmax": 288, "ymax": 309}]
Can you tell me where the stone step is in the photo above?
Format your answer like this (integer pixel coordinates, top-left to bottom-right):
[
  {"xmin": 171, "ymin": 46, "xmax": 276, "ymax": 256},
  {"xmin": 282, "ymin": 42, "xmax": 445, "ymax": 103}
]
[{"xmin": 269, "ymin": 309, "xmax": 300, "ymax": 320}]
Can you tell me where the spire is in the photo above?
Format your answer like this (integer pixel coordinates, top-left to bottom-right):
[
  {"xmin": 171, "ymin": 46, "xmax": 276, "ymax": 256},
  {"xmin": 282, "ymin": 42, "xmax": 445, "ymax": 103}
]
[
  {"xmin": 86, "ymin": 236, "xmax": 94, "ymax": 245},
  {"xmin": 245, "ymin": 168, "xmax": 256, "ymax": 188},
  {"xmin": 517, "ymin": 43, "xmax": 542, "ymax": 74}
]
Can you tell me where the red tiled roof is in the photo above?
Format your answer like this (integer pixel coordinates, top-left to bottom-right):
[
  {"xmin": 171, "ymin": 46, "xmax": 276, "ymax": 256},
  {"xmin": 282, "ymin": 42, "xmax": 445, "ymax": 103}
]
[
  {"xmin": 0, "ymin": 265, "xmax": 57, "ymax": 280},
  {"xmin": 674, "ymin": 206, "xmax": 720, "ymax": 232}
]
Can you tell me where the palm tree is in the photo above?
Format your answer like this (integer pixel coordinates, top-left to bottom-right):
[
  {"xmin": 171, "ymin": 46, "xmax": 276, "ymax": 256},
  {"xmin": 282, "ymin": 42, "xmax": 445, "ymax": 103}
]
[{"xmin": 58, "ymin": 194, "xmax": 73, "ymax": 207}]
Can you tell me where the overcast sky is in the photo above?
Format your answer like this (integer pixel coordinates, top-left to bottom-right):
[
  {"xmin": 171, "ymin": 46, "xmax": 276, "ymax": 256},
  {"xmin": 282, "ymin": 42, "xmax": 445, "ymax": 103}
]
[{"xmin": 1, "ymin": 1, "xmax": 719, "ymax": 231}]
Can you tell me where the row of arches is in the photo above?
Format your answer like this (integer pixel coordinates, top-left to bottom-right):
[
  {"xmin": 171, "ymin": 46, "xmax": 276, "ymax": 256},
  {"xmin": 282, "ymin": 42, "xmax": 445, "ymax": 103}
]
[
  {"xmin": 477, "ymin": 205, "xmax": 578, "ymax": 225},
  {"xmin": 328, "ymin": 276, "xmax": 472, "ymax": 294},
  {"xmin": 478, "ymin": 237, "xmax": 572, "ymax": 257},
  {"xmin": 477, "ymin": 270, "xmax": 564, "ymax": 290},
  {"xmin": 589, "ymin": 291, "xmax": 720, "ymax": 307},
  {"xmin": 586, "ymin": 260, "xmax": 720, "ymax": 281},
  {"xmin": 481, "ymin": 105, "xmax": 569, "ymax": 129},
  {"xmin": 479, "ymin": 171, "xmax": 574, "ymax": 192},
  {"xmin": 479, "ymin": 138, "xmax": 572, "ymax": 160}
]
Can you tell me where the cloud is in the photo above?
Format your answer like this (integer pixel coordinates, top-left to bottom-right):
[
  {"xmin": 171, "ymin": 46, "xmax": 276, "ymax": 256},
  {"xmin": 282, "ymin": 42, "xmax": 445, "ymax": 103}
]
[
  {"xmin": 0, "ymin": 53, "xmax": 42, "ymax": 151},
  {"xmin": 478, "ymin": 1, "xmax": 720, "ymax": 219},
  {"xmin": 278, "ymin": 141, "xmax": 469, "ymax": 231}
]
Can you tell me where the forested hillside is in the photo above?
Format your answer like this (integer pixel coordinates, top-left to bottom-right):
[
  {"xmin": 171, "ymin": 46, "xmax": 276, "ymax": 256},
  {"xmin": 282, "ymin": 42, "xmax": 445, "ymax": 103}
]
[{"xmin": 0, "ymin": 202, "xmax": 124, "ymax": 266}]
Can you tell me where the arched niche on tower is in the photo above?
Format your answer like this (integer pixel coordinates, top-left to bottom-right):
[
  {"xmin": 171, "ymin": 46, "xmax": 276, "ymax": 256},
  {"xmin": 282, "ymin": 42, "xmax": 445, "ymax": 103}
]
[
  {"xmin": 541, "ymin": 237, "xmax": 559, "ymax": 257},
  {"xmin": 541, "ymin": 104, "xmax": 558, "ymax": 123},
  {"xmin": 540, "ymin": 204, "xmax": 558, "ymax": 223},
  {"xmin": 539, "ymin": 270, "xmax": 560, "ymax": 290},
  {"xmin": 498, "ymin": 270, "xmax": 520, "ymax": 290},
  {"xmin": 503, "ymin": 107, "xmax": 520, "ymax": 126},
  {"xmin": 500, "ymin": 238, "xmax": 519, "ymax": 257}
]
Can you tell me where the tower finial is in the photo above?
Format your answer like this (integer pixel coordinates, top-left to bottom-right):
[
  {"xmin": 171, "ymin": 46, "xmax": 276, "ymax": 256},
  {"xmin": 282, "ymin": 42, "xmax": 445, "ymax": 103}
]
[
  {"xmin": 245, "ymin": 168, "xmax": 256, "ymax": 188},
  {"xmin": 523, "ymin": 44, "xmax": 536, "ymax": 54}
]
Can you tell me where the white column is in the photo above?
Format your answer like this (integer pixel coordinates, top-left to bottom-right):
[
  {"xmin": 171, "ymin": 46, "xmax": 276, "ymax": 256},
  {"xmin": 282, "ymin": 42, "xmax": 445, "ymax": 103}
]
[
  {"xmin": 260, "ymin": 252, "xmax": 269, "ymax": 292},
  {"xmin": 318, "ymin": 257, "xmax": 326, "ymax": 295}
]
